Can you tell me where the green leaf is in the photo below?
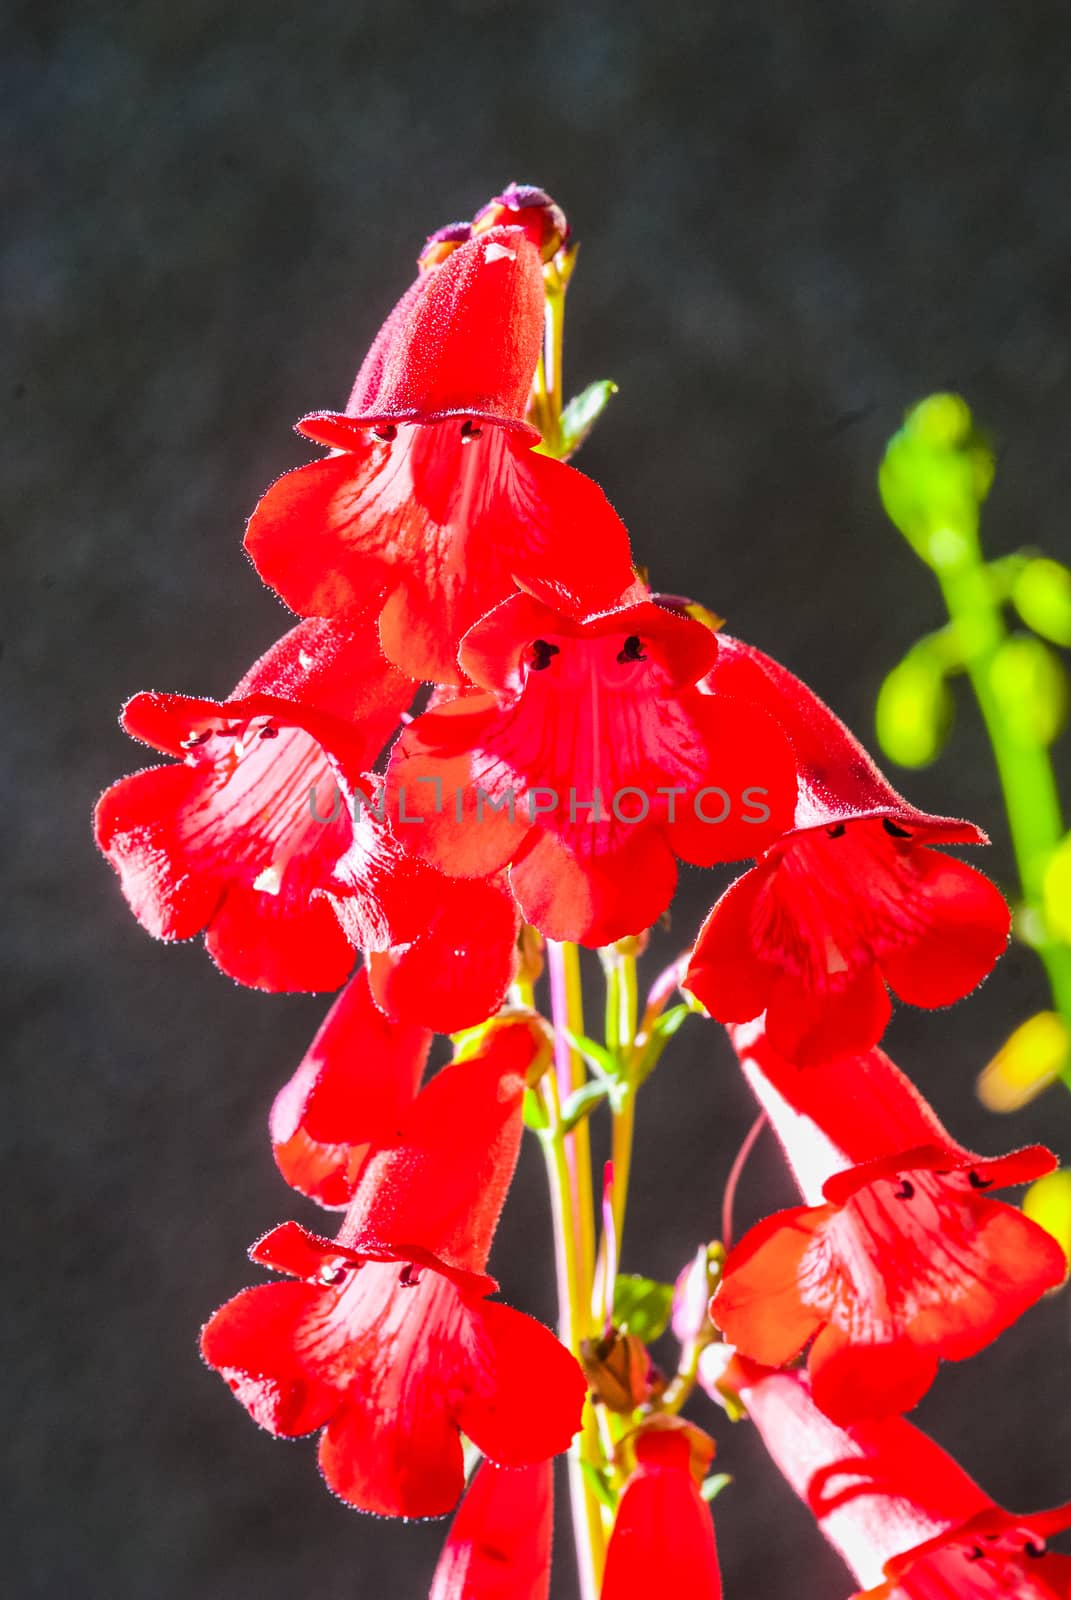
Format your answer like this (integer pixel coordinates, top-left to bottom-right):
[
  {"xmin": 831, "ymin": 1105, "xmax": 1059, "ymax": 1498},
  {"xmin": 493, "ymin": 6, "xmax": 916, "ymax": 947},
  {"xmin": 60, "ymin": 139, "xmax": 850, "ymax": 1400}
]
[
  {"xmin": 522, "ymin": 1088, "xmax": 550, "ymax": 1133},
  {"xmin": 580, "ymin": 1458, "xmax": 618, "ymax": 1511},
  {"xmin": 565, "ymin": 1030, "xmax": 620, "ymax": 1081},
  {"xmin": 635, "ymin": 1003, "xmax": 692, "ymax": 1083},
  {"xmin": 560, "ymin": 1078, "xmax": 611, "ymax": 1132},
  {"xmin": 612, "ymin": 1274, "xmax": 675, "ymax": 1341},
  {"xmin": 560, "ymin": 379, "xmax": 618, "ymax": 457},
  {"xmin": 700, "ymin": 1472, "xmax": 733, "ymax": 1502}
]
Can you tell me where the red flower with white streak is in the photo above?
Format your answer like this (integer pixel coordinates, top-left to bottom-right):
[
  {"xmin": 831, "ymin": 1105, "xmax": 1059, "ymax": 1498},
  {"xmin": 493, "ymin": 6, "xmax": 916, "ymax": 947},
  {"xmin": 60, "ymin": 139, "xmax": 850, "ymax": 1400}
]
[
  {"xmin": 94, "ymin": 614, "xmax": 413, "ymax": 991},
  {"xmin": 685, "ymin": 635, "xmax": 1010, "ymax": 1065},
  {"xmin": 244, "ymin": 195, "xmax": 636, "ymax": 684},
  {"xmin": 430, "ymin": 1458, "xmax": 553, "ymax": 1600},
  {"xmin": 201, "ymin": 1036, "xmax": 585, "ymax": 1517},
  {"xmin": 702, "ymin": 1360, "xmax": 1071, "ymax": 1600},
  {"xmin": 711, "ymin": 1021, "xmax": 1066, "ymax": 1422},
  {"xmin": 600, "ymin": 1421, "xmax": 722, "ymax": 1600},
  {"xmin": 385, "ymin": 595, "xmax": 797, "ymax": 946}
]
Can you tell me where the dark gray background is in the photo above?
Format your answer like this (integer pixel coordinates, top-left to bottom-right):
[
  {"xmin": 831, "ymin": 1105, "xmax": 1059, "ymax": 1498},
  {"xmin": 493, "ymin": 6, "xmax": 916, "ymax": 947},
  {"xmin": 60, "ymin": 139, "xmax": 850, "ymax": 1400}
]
[{"xmin": 6, "ymin": 1, "xmax": 1071, "ymax": 1595}]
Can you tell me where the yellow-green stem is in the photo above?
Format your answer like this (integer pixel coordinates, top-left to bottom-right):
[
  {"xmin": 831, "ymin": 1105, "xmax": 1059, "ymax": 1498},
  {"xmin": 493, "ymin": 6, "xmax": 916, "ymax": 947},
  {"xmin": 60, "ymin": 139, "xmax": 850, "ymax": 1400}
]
[{"xmin": 936, "ymin": 559, "xmax": 1071, "ymax": 1087}]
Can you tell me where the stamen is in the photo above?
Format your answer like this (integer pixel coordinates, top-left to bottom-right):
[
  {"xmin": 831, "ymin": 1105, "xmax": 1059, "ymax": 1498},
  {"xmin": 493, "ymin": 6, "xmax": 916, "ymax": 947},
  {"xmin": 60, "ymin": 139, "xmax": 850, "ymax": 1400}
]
[
  {"xmin": 826, "ymin": 823, "xmax": 847, "ymax": 839},
  {"xmin": 398, "ymin": 1263, "xmax": 423, "ymax": 1288},
  {"xmin": 258, "ymin": 724, "xmax": 279, "ymax": 740},
  {"xmin": 530, "ymin": 639, "xmax": 560, "ymax": 671},
  {"xmin": 968, "ymin": 1170, "xmax": 994, "ymax": 1190},
  {"xmin": 373, "ymin": 425, "xmax": 397, "ymax": 442},
  {"xmin": 882, "ymin": 817, "xmax": 912, "ymax": 838},
  {"xmin": 1025, "ymin": 1541, "xmax": 1045, "ymax": 1558},
  {"xmin": 460, "ymin": 420, "xmax": 483, "ymax": 441},
  {"xmin": 893, "ymin": 1179, "xmax": 915, "ymax": 1200},
  {"xmin": 616, "ymin": 635, "xmax": 647, "ymax": 664}
]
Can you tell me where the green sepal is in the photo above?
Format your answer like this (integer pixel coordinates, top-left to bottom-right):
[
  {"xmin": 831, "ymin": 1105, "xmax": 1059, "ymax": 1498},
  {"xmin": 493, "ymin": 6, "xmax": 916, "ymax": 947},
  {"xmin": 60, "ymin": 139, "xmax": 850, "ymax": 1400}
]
[
  {"xmin": 635, "ymin": 1003, "xmax": 692, "ymax": 1083},
  {"xmin": 523, "ymin": 1087, "xmax": 550, "ymax": 1133},
  {"xmin": 700, "ymin": 1472, "xmax": 733, "ymax": 1502},
  {"xmin": 581, "ymin": 1458, "xmax": 618, "ymax": 1511},
  {"xmin": 560, "ymin": 1078, "xmax": 611, "ymax": 1133}
]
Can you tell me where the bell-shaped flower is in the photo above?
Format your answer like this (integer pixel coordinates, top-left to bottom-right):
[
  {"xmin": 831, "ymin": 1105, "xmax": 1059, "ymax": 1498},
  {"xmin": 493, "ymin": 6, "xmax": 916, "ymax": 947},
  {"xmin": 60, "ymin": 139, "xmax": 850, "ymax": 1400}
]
[
  {"xmin": 384, "ymin": 595, "xmax": 797, "ymax": 945},
  {"xmin": 201, "ymin": 1037, "xmax": 585, "ymax": 1517},
  {"xmin": 94, "ymin": 614, "xmax": 413, "ymax": 991},
  {"xmin": 711, "ymin": 1021, "xmax": 1066, "ymax": 1422},
  {"xmin": 244, "ymin": 200, "xmax": 636, "ymax": 683},
  {"xmin": 429, "ymin": 1458, "xmax": 553, "ymax": 1600},
  {"xmin": 704, "ymin": 1359, "xmax": 1071, "ymax": 1600},
  {"xmin": 685, "ymin": 635, "xmax": 1010, "ymax": 1065},
  {"xmin": 600, "ymin": 1419, "xmax": 722, "ymax": 1600}
]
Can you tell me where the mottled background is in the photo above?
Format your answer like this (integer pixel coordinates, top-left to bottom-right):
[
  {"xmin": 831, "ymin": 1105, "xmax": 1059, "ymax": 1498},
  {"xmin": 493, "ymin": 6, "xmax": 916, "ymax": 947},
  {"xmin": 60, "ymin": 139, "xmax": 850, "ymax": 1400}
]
[{"xmin": 7, "ymin": 2, "xmax": 1071, "ymax": 1595}]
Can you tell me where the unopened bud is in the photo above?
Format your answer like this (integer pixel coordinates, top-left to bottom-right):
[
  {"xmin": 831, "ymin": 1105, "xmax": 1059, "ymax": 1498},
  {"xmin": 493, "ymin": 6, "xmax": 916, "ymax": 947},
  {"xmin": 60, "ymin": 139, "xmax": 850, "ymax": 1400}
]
[
  {"xmin": 978, "ymin": 1011, "xmax": 1069, "ymax": 1111},
  {"xmin": 581, "ymin": 1329, "xmax": 665, "ymax": 1413},
  {"xmin": 616, "ymin": 1414, "xmax": 715, "ymax": 1486},
  {"xmin": 417, "ymin": 220, "xmax": 473, "ymax": 273},
  {"xmin": 472, "ymin": 183, "xmax": 568, "ymax": 262}
]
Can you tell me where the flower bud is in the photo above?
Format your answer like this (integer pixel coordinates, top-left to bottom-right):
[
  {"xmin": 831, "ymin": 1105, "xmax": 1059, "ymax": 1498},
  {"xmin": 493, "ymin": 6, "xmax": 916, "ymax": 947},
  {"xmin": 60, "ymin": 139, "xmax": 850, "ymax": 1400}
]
[
  {"xmin": 977, "ymin": 1010, "xmax": 1069, "ymax": 1112},
  {"xmin": 1013, "ymin": 556, "xmax": 1071, "ymax": 647},
  {"xmin": 581, "ymin": 1329, "xmax": 665, "ymax": 1413},
  {"xmin": 989, "ymin": 634, "xmax": 1068, "ymax": 746},
  {"xmin": 472, "ymin": 182, "xmax": 569, "ymax": 261},
  {"xmin": 416, "ymin": 220, "xmax": 473, "ymax": 273},
  {"xmin": 875, "ymin": 653, "xmax": 954, "ymax": 768},
  {"xmin": 879, "ymin": 392, "xmax": 994, "ymax": 570}
]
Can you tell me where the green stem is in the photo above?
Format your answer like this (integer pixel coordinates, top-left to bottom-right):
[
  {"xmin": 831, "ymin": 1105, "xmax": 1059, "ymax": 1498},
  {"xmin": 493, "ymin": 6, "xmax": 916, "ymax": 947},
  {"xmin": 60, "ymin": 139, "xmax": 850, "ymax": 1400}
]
[
  {"xmin": 936, "ymin": 559, "xmax": 1071, "ymax": 1086},
  {"xmin": 605, "ymin": 946, "xmax": 640, "ymax": 1255},
  {"xmin": 543, "ymin": 945, "xmax": 605, "ymax": 1599}
]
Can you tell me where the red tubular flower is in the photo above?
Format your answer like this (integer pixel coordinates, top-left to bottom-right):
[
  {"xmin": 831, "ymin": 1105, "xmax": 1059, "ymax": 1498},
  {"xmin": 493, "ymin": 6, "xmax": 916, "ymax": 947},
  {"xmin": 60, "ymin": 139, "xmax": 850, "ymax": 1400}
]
[
  {"xmin": 270, "ymin": 968, "xmax": 432, "ymax": 1207},
  {"xmin": 702, "ymin": 1360, "xmax": 1071, "ymax": 1599},
  {"xmin": 600, "ymin": 1421, "xmax": 722, "ymax": 1600},
  {"xmin": 384, "ymin": 595, "xmax": 797, "ymax": 946},
  {"xmin": 429, "ymin": 1458, "xmax": 553, "ymax": 1600},
  {"xmin": 244, "ymin": 208, "xmax": 637, "ymax": 684},
  {"xmin": 711, "ymin": 1021, "xmax": 1066, "ymax": 1422},
  {"xmin": 684, "ymin": 635, "xmax": 1010, "ymax": 1065},
  {"xmin": 94, "ymin": 614, "xmax": 413, "ymax": 991},
  {"xmin": 201, "ymin": 1035, "xmax": 585, "ymax": 1517},
  {"xmin": 324, "ymin": 783, "xmax": 521, "ymax": 1032}
]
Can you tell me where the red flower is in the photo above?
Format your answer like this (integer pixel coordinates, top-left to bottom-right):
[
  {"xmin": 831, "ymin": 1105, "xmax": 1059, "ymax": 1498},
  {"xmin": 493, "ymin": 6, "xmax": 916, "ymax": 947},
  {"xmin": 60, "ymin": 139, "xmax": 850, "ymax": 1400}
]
[
  {"xmin": 384, "ymin": 595, "xmax": 797, "ymax": 945},
  {"xmin": 324, "ymin": 782, "xmax": 522, "ymax": 1032},
  {"xmin": 704, "ymin": 1361, "xmax": 1071, "ymax": 1600},
  {"xmin": 270, "ymin": 968, "xmax": 431, "ymax": 1208},
  {"xmin": 600, "ymin": 1421, "xmax": 722, "ymax": 1600},
  {"xmin": 711, "ymin": 1022, "xmax": 1066, "ymax": 1421},
  {"xmin": 685, "ymin": 635, "xmax": 1010, "ymax": 1065},
  {"xmin": 244, "ymin": 215, "xmax": 636, "ymax": 683},
  {"xmin": 201, "ymin": 1036, "xmax": 585, "ymax": 1516},
  {"xmin": 94, "ymin": 614, "xmax": 413, "ymax": 992},
  {"xmin": 429, "ymin": 1458, "xmax": 553, "ymax": 1600}
]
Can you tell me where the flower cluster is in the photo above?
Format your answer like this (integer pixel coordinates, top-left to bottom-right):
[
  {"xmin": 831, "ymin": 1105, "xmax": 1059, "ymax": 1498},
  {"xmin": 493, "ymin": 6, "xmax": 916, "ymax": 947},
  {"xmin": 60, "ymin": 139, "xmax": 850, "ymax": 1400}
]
[{"xmin": 96, "ymin": 184, "xmax": 1066, "ymax": 1598}]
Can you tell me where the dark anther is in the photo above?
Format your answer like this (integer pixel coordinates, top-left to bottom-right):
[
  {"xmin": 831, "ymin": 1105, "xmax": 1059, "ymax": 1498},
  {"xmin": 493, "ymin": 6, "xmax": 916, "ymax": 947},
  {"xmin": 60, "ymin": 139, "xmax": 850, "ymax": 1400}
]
[
  {"xmin": 530, "ymin": 638, "xmax": 560, "ymax": 671},
  {"xmin": 259, "ymin": 724, "xmax": 279, "ymax": 740},
  {"xmin": 182, "ymin": 730, "xmax": 212, "ymax": 748},
  {"xmin": 1025, "ymin": 1541, "xmax": 1045, "ymax": 1558},
  {"xmin": 399, "ymin": 1263, "xmax": 423, "ymax": 1288},
  {"xmin": 882, "ymin": 817, "xmax": 913, "ymax": 839},
  {"xmin": 616, "ymin": 634, "xmax": 647, "ymax": 664},
  {"xmin": 318, "ymin": 1262, "xmax": 349, "ymax": 1286},
  {"xmin": 968, "ymin": 1170, "xmax": 994, "ymax": 1190},
  {"xmin": 373, "ymin": 425, "xmax": 397, "ymax": 442},
  {"xmin": 893, "ymin": 1179, "xmax": 915, "ymax": 1200},
  {"xmin": 826, "ymin": 823, "xmax": 847, "ymax": 839},
  {"xmin": 966, "ymin": 1546, "xmax": 985, "ymax": 1562},
  {"xmin": 460, "ymin": 419, "xmax": 483, "ymax": 440}
]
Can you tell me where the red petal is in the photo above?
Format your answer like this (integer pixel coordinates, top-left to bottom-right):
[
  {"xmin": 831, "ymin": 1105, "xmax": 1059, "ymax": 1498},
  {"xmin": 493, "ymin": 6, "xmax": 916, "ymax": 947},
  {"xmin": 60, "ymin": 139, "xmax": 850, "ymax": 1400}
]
[
  {"xmin": 367, "ymin": 873, "xmax": 520, "ymax": 1033},
  {"xmin": 339, "ymin": 1037, "xmax": 531, "ymax": 1280},
  {"xmin": 510, "ymin": 826, "xmax": 679, "ymax": 947},
  {"xmin": 200, "ymin": 1282, "xmax": 339, "ymax": 1437},
  {"xmin": 878, "ymin": 851, "xmax": 1010, "ymax": 1008},
  {"xmin": 666, "ymin": 693, "xmax": 798, "ymax": 865},
  {"xmin": 684, "ymin": 866, "xmax": 775, "ymax": 1024},
  {"xmin": 808, "ymin": 1323, "xmax": 938, "ymax": 1425},
  {"xmin": 271, "ymin": 969, "xmax": 431, "ymax": 1206},
  {"xmin": 601, "ymin": 1442, "xmax": 723, "ymax": 1600},
  {"xmin": 430, "ymin": 1459, "xmax": 553, "ymax": 1600},
  {"xmin": 706, "ymin": 635, "xmax": 987, "ymax": 845},
  {"xmin": 317, "ymin": 1387, "xmax": 466, "ymax": 1517},
  {"xmin": 245, "ymin": 427, "xmax": 636, "ymax": 684},
  {"xmin": 763, "ymin": 961, "xmax": 893, "ymax": 1069},
  {"xmin": 94, "ymin": 765, "xmax": 224, "ymax": 940},
  {"xmin": 457, "ymin": 1301, "xmax": 587, "ymax": 1466},
  {"xmin": 342, "ymin": 226, "xmax": 546, "ymax": 429},
  {"xmin": 711, "ymin": 1206, "xmax": 828, "ymax": 1365},
  {"xmin": 204, "ymin": 879, "xmax": 355, "ymax": 993}
]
